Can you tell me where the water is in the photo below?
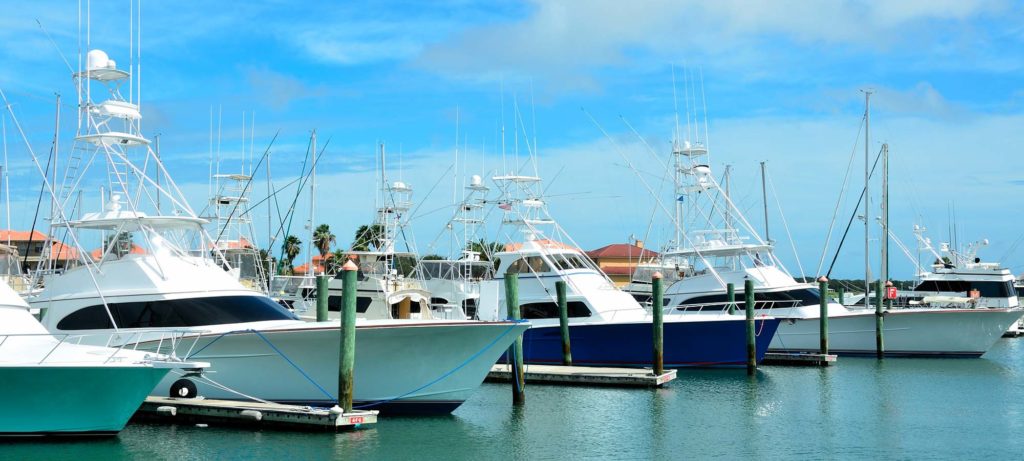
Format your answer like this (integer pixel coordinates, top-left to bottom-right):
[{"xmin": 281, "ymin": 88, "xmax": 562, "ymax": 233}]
[{"xmin": 6, "ymin": 339, "xmax": 1024, "ymax": 460}]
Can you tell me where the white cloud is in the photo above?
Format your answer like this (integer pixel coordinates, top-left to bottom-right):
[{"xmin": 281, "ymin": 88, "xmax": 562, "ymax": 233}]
[{"xmin": 415, "ymin": 0, "xmax": 1014, "ymax": 90}]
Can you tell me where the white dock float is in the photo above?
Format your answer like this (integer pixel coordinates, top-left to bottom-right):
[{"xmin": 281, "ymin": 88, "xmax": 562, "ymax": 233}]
[
  {"xmin": 487, "ymin": 364, "xmax": 676, "ymax": 387},
  {"xmin": 762, "ymin": 352, "xmax": 837, "ymax": 366},
  {"xmin": 135, "ymin": 397, "xmax": 377, "ymax": 431}
]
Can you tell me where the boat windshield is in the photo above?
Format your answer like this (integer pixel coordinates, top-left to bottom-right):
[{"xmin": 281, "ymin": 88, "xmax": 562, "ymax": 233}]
[
  {"xmin": 675, "ymin": 288, "xmax": 821, "ymax": 311},
  {"xmin": 914, "ymin": 280, "xmax": 1015, "ymax": 297},
  {"xmin": 56, "ymin": 295, "xmax": 299, "ymax": 330},
  {"xmin": 415, "ymin": 261, "xmax": 493, "ymax": 280}
]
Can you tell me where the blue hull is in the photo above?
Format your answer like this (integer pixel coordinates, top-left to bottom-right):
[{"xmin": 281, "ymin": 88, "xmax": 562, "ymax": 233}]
[{"xmin": 511, "ymin": 318, "xmax": 781, "ymax": 368}]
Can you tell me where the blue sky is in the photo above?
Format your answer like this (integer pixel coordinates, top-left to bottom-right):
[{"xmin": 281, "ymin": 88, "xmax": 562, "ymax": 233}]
[{"xmin": 2, "ymin": 0, "xmax": 1023, "ymax": 279}]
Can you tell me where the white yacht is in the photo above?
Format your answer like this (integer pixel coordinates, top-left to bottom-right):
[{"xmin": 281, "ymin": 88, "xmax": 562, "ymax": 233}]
[
  {"xmin": 0, "ymin": 247, "xmax": 203, "ymax": 435},
  {"xmin": 657, "ymin": 102, "xmax": 1021, "ymax": 357},
  {"xmin": 25, "ymin": 35, "xmax": 527, "ymax": 415},
  {"xmin": 474, "ymin": 174, "xmax": 780, "ymax": 367}
]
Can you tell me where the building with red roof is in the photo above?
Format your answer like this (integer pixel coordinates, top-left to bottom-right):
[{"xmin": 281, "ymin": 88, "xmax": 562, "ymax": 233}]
[
  {"xmin": 586, "ymin": 241, "xmax": 660, "ymax": 287},
  {"xmin": 0, "ymin": 229, "xmax": 81, "ymax": 272}
]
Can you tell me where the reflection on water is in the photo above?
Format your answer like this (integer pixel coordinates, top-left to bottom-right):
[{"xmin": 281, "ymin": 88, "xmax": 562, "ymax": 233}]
[{"xmin": 7, "ymin": 339, "xmax": 1024, "ymax": 459}]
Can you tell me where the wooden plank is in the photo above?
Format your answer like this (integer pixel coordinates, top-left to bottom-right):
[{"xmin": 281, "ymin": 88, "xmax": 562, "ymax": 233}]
[
  {"xmin": 486, "ymin": 364, "xmax": 676, "ymax": 387},
  {"xmin": 134, "ymin": 397, "xmax": 377, "ymax": 431}
]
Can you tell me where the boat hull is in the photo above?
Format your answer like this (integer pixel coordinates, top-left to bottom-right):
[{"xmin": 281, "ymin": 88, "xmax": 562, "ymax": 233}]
[
  {"xmin": 513, "ymin": 317, "xmax": 781, "ymax": 368},
  {"xmin": 769, "ymin": 308, "xmax": 1024, "ymax": 357},
  {"xmin": 147, "ymin": 321, "xmax": 527, "ymax": 415},
  {"xmin": 0, "ymin": 365, "xmax": 168, "ymax": 436}
]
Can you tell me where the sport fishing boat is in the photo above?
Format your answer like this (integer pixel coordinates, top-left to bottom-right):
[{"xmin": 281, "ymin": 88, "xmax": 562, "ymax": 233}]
[
  {"xmin": 475, "ymin": 173, "xmax": 780, "ymax": 367},
  {"xmin": 24, "ymin": 31, "xmax": 527, "ymax": 415},
  {"xmin": 0, "ymin": 257, "xmax": 203, "ymax": 436},
  {"xmin": 657, "ymin": 97, "xmax": 1020, "ymax": 357}
]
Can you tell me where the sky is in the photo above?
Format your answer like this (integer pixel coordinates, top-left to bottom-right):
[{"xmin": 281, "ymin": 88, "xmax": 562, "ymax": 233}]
[{"xmin": 1, "ymin": 0, "xmax": 1023, "ymax": 279}]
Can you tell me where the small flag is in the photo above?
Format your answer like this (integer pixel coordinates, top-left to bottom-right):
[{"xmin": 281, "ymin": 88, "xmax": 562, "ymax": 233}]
[
  {"xmin": 498, "ymin": 202, "xmax": 512, "ymax": 211},
  {"xmin": 677, "ymin": 195, "xmax": 686, "ymax": 202}
]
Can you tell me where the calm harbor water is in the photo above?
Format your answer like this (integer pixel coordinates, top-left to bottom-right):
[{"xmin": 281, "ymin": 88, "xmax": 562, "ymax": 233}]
[{"xmin": 7, "ymin": 338, "xmax": 1024, "ymax": 460}]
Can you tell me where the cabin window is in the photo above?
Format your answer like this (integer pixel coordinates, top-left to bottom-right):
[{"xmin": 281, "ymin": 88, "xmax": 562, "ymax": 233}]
[
  {"xmin": 675, "ymin": 288, "xmax": 821, "ymax": 311},
  {"xmin": 56, "ymin": 295, "xmax": 299, "ymax": 330},
  {"xmin": 506, "ymin": 256, "xmax": 551, "ymax": 274},
  {"xmin": 326, "ymin": 295, "xmax": 372, "ymax": 313},
  {"xmin": 519, "ymin": 301, "xmax": 591, "ymax": 319},
  {"xmin": 914, "ymin": 280, "xmax": 1014, "ymax": 297}
]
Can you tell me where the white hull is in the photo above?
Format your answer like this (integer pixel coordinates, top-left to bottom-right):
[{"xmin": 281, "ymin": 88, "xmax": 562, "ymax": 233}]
[
  {"xmin": 143, "ymin": 320, "xmax": 527, "ymax": 414},
  {"xmin": 768, "ymin": 308, "xmax": 1023, "ymax": 357}
]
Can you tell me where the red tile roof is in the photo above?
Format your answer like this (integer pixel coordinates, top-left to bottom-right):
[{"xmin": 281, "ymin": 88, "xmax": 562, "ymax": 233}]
[
  {"xmin": 90, "ymin": 244, "xmax": 147, "ymax": 261},
  {"xmin": 0, "ymin": 230, "xmax": 50, "ymax": 242},
  {"xmin": 586, "ymin": 243, "xmax": 659, "ymax": 259}
]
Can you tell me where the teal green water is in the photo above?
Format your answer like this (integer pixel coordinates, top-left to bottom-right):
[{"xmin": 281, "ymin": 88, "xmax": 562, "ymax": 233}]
[{"xmin": 6, "ymin": 339, "xmax": 1024, "ymax": 460}]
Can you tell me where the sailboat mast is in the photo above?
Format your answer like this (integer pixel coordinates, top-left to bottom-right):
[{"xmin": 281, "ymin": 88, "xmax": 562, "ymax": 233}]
[
  {"xmin": 863, "ymin": 90, "xmax": 872, "ymax": 296},
  {"xmin": 881, "ymin": 143, "xmax": 889, "ymax": 288},
  {"xmin": 760, "ymin": 161, "xmax": 769, "ymax": 243},
  {"xmin": 309, "ymin": 130, "xmax": 316, "ymax": 275}
]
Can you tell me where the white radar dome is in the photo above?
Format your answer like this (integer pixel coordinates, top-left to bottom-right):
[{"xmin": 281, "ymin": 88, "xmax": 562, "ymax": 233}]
[{"xmin": 87, "ymin": 50, "xmax": 111, "ymax": 71}]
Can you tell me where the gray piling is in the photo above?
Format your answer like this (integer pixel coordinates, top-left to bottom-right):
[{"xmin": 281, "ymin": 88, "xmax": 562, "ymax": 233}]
[
  {"xmin": 556, "ymin": 280, "xmax": 572, "ymax": 366},
  {"xmin": 505, "ymin": 275, "xmax": 525, "ymax": 405}
]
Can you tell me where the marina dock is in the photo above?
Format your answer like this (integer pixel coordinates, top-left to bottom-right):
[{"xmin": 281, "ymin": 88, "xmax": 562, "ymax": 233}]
[
  {"xmin": 134, "ymin": 397, "xmax": 378, "ymax": 431},
  {"xmin": 487, "ymin": 364, "xmax": 676, "ymax": 387},
  {"xmin": 762, "ymin": 352, "xmax": 837, "ymax": 367}
]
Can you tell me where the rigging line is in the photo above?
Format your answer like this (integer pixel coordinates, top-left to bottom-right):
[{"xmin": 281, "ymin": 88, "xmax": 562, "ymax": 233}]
[
  {"xmin": 275, "ymin": 134, "xmax": 315, "ymax": 262},
  {"xmin": 825, "ymin": 145, "xmax": 884, "ymax": 278},
  {"xmin": 24, "ymin": 96, "xmax": 58, "ymax": 269},
  {"xmin": 815, "ymin": 116, "xmax": 865, "ymax": 276},
  {"xmin": 275, "ymin": 136, "xmax": 329, "ymax": 262},
  {"xmin": 35, "ymin": 19, "xmax": 74, "ymax": 74},
  {"xmin": 583, "ymin": 108, "xmax": 726, "ymax": 287},
  {"xmin": 238, "ymin": 176, "xmax": 301, "ymax": 217},
  {"xmin": 765, "ymin": 170, "xmax": 806, "ymax": 278}
]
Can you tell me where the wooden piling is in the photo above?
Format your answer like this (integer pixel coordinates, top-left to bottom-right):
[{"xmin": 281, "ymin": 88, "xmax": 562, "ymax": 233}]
[
  {"xmin": 818, "ymin": 276, "xmax": 829, "ymax": 355},
  {"xmin": 727, "ymin": 282, "xmax": 736, "ymax": 315},
  {"xmin": 744, "ymin": 279, "xmax": 756, "ymax": 375},
  {"xmin": 652, "ymin": 272, "xmax": 664, "ymax": 376},
  {"xmin": 838, "ymin": 287, "xmax": 845, "ymax": 305},
  {"xmin": 316, "ymin": 275, "xmax": 329, "ymax": 322},
  {"xmin": 505, "ymin": 275, "xmax": 525, "ymax": 405},
  {"xmin": 875, "ymin": 279, "xmax": 884, "ymax": 359},
  {"xmin": 339, "ymin": 261, "xmax": 358, "ymax": 412},
  {"xmin": 555, "ymin": 280, "xmax": 572, "ymax": 366}
]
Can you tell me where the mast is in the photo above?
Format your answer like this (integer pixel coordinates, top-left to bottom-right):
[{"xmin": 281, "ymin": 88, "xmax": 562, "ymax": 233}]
[
  {"xmin": 760, "ymin": 161, "xmax": 769, "ymax": 243},
  {"xmin": 724, "ymin": 164, "xmax": 732, "ymax": 231},
  {"xmin": 863, "ymin": 90, "xmax": 872, "ymax": 296},
  {"xmin": 881, "ymin": 143, "xmax": 889, "ymax": 288},
  {"xmin": 309, "ymin": 130, "xmax": 317, "ymax": 276}
]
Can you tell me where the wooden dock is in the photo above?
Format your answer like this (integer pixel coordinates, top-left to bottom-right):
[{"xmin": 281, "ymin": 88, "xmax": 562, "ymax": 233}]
[
  {"xmin": 134, "ymin": 397, "xmax": 378, "ymax": 431},
  {"xmin": 762, "ymin": 352, "xmax": 837, "ymax": 367},
  {"xmin": 487, "ymin": 364, "xmax": 676, "ymax": 387}
]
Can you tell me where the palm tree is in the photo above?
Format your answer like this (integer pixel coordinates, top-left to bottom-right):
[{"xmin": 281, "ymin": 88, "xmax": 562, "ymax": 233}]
[
  {"xmin": 352, "ymin": 224, "xmax": 385, "ymax": 251},
  {"xmin": 313, "ymin": 224, "xmax": 336, "ymax": 257},
  {"xmin": 324, "ymin": 248, "xmax": 348, "ymax": 274},
  {"xmin": 281, "ymin": 234, "xmax": 302, "ymax": 274},
  {"xmin": 467, "ymin": 239, "xmax": 504, "ymax": 261}
]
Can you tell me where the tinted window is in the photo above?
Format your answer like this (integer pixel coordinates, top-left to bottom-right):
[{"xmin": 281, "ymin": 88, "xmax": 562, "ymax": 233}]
[
  {"xmin": 519, "ymin": 301, "xmax": 591, "ymax": 319},
  {"xmin": 915, "ymin": 280, "xmax": 1014, "ymax": 297},
  {"xmin": 326, "ymin": 295, "xmax": 372, "ymax": 313},
  {"xmin": 506, "ymin": 256, "xmax": 551, "ymax": 274},
  {"xmin": 57, "ymin": 295, "xmax": 299, "ymax": 330},
  {"xmin": 676, "ymin": 288, "xmax": 821, "ymax": 311}
]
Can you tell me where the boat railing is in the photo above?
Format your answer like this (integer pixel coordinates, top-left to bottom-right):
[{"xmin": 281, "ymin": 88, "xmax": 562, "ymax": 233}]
[
  {"xmin": 0, "ymin": 329, "xmax": 200, "ymax": 365},
  {"xmin": 664, "ymin": 299, "xmax": 803, "ymax": 315}
]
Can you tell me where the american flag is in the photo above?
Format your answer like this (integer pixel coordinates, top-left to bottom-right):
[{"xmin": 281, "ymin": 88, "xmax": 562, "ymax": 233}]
[{"xmin": 498, "ymin": 202, "xmax": 512, "ymax": 211}]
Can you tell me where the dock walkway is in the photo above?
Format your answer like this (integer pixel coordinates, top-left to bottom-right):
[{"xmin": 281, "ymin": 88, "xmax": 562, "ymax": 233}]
[
  {"xmin": 487, "ymin": 364, "xmax": 676, "ymax": 387},
  {"xmin": 134, "ymin": 397, "xmax": 377, "ymax": 431}
]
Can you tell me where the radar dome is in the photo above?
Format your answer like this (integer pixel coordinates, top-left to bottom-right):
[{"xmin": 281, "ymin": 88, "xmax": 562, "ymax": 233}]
[{"xmin": 87, "ymin": 50, "xmax": 110, "ymax": 71}]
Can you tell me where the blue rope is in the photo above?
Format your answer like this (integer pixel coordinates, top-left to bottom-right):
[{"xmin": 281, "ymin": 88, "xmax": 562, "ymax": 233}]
[
  {"xmin": 354, "ymin": 321, "xmax": 525, "ymax": 409},
  {"xmin": 186, "ymin": 328, "xmax": 335, "ymax": 402},
  {"xmin": 250, "ymin": 329, "xmax": 336, "ymax": 401}
]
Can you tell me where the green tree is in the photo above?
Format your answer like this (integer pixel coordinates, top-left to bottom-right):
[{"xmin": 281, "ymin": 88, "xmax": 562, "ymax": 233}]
[
  {"xmin": 281, "ymin": 234, "xmax": 302, "ymax": 274},
  {"xmin": 467, "ymin": 239, "xmax": 504, "ymax": 261},
  {"xmin": 352, "ymin": 224, "xmax": 385, "ymax": 251},
  {"xmin": 313, "ymin": 223, "xmax": 336, "ymax": 257},
  {"xmin": 324, "ymin": 248, "xmax": 348, "ymax": 274}
]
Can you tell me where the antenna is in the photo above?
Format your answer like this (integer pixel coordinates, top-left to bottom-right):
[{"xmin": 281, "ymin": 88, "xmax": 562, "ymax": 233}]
[{"xmin": 699, "ymin": 67, "xmax": 711, "ymax": 164}]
